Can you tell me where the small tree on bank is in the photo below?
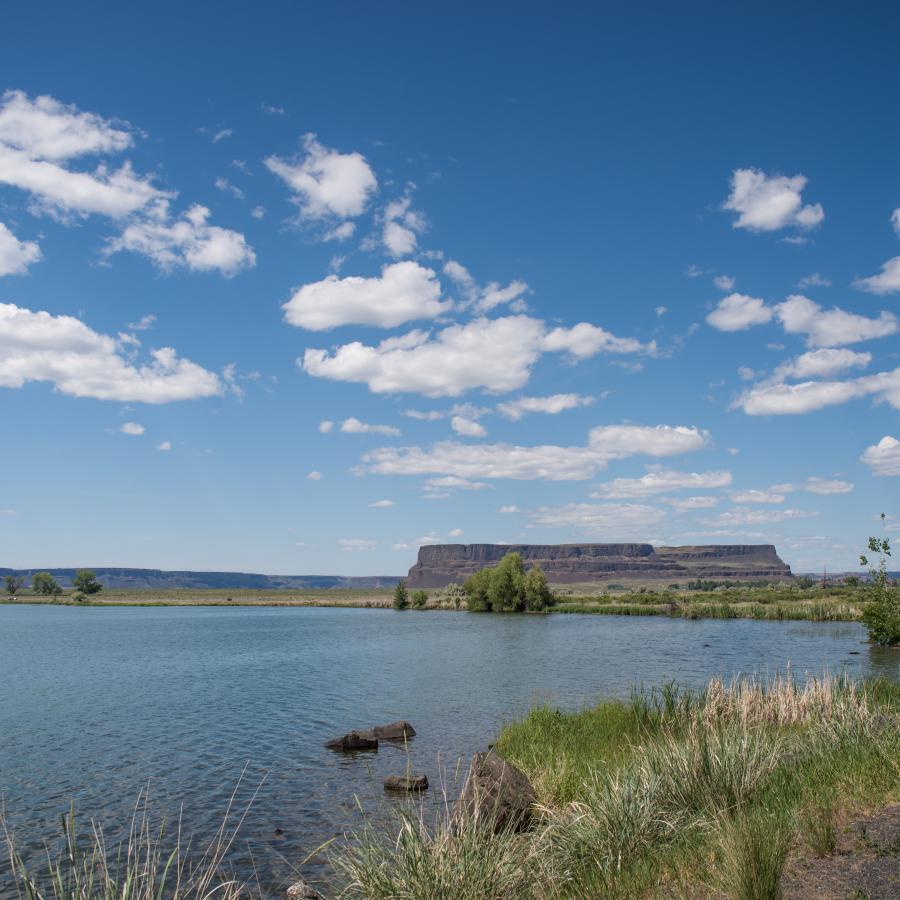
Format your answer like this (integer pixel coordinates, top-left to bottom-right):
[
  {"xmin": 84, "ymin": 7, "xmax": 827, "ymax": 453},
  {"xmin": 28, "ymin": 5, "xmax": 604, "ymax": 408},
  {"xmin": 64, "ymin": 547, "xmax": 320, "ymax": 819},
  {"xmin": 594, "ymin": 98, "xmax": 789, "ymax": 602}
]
[
  {"xmin": 412, "ymin": 589, "xmax": 428, "ymax": 609},
  {"xmin": 4, "ymin": 574, "xmax": 24, "ymax": 596},
  {"xmin": 860, "ymin": 514, "xmax": 900, "ymax": 646},
  {"xmin": 31, "ymin": 572, "xmax": 62, "ymax": 597},
  {"xmin": 393, "ymin": 580, "xmax": 409, "ymax": 610},
  {"xmin": 73, "ymin": 569, "xmax": 103, "ymax": 595}
]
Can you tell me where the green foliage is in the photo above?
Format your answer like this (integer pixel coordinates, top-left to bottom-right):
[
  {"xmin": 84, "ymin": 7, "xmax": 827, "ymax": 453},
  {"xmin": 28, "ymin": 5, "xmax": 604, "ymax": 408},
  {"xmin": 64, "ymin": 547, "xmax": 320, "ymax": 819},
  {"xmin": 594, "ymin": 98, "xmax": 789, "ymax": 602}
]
[
  {"xmin": 392, "ymin": 580, "xmax": 408, "ymax": 610},
  {"xmin": 72, "ymin": 591, "xmax": 87, "ymax": 602},
  {"xmin": 463, "ymin": 553, "xmax": 556, "ymax": 612},
  {"xmin": 860, "ymin": 514, "xmax": 900, "ymax": 645},
  {"xmin": 411, "ymin": 589, "xmax": 428, "ymax": 608},
  {"xmin": 73, "ymin": 569, "xmax": 103, "ymax": 595},
  {"xmin": 4, "ymin": 573, "xmax": 24, "ymax": 595},
  {"xmin": 719, "ymin": 806, "xmax": 793, "ymax": 900},
  {"xmin": 31, "ymin": 571, "xmax": 62, "ymax": 596}
]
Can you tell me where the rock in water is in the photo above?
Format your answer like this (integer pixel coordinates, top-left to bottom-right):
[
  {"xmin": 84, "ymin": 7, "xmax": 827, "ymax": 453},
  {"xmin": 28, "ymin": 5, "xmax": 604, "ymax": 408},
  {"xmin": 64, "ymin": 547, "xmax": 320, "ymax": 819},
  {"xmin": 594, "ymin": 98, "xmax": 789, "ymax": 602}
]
[
  {"xmin": 324, "ymin": 731, "xmax": 378, "ymax": 751},
  {"xmin": 454, "ymin": 750, "xmax": 536, "ymax": 833},
  {"xmin": 384, "ymin": 774, "xmax": 429, "ymax": 792},
  {"xmin": 285, "ymin": 877, "xmax": 324, "ymax": 899},
  {"xmin": 371, "ymin": 720, "xmax": 416, "ymax": 740}
]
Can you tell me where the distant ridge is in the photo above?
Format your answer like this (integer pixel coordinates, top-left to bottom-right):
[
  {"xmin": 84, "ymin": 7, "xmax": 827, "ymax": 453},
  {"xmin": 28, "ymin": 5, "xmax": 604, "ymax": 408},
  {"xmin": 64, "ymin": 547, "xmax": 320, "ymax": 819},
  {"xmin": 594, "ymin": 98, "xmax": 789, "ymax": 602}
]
[{"xmin": 0, "ymin": 567, "xmax": 401, "ymax": 591}]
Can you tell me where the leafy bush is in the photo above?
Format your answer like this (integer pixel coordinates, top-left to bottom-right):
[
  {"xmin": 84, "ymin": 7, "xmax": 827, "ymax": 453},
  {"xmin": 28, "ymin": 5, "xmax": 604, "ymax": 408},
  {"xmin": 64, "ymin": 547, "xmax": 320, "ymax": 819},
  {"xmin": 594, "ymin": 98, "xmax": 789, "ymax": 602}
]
[
  {"xmin": 73, "ymin": 569, "xmax": 103, "ymax": 594},
  {"xmin": 31, "ymin": 571, "xmax": 62, "ymax": 596},
  {"xmin": 860, "ymin": 515, "xmax": 900, "ymax": 645},
  {"xmin": 4, "ymin": 573, "xmax": 24, "ymax": 595},
  {"xmin": 72, "ymin": 591, "xmax": 87, "ymax": 602},
  {"xmin": 411, "ymin": 589, "xmax": 428, "ymax": 608},
  {"xmin": 463, "ymin": 553, "xmax": 556, "ymax": 612}
]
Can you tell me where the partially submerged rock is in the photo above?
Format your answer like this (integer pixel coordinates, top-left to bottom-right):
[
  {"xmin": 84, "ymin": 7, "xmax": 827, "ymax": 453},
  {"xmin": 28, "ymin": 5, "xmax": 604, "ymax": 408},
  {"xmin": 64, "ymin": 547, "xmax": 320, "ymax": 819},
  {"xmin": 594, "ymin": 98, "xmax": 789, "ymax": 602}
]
[
  {"xmin": 384, "ymin": 773, "xmax": 429, "ymax": 792},
  {"xmin": 285, "ymin": 877, "xmax": 324, "ymax": 899},
  {"xmin": 371, "ymin": 720, "xmax": 416, "ymax": 741},
  {"xmin": 454, "ymin": 750, "xmax": 536, "ymax": 833},
  {"xmin": 324, "ymin": 730, "xmax": 378, "ymax": 751}
]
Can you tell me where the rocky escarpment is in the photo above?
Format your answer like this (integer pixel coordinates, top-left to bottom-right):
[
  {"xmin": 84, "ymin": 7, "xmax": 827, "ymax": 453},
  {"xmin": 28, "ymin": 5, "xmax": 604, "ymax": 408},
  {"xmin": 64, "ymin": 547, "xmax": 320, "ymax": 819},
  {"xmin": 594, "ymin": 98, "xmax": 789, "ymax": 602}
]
[{"xmin": 405, "ymin": 543, "xmax": 792, "ymax": 587}]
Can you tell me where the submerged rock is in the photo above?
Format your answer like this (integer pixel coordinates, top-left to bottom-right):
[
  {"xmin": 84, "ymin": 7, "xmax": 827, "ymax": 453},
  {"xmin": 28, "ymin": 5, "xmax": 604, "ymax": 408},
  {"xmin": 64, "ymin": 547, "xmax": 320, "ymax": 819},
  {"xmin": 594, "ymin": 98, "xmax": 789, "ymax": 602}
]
[
  {"xmin": 285, "ymin": 877, "xmax": 324, "ymax": 900},
  {"xmin": 384, "ymin": 773, "xmax": 428, "ymax": 792},
  {"xmin": 324, "ymin": 731, "xmax": 378, "ymax": 751},
  {"xmin": 454, "ymin": 750, "xmax": 536, "ymax": 833},
  {"xmin": 371, "ymin": 720, "xmax": 416, "ymax": 741}
]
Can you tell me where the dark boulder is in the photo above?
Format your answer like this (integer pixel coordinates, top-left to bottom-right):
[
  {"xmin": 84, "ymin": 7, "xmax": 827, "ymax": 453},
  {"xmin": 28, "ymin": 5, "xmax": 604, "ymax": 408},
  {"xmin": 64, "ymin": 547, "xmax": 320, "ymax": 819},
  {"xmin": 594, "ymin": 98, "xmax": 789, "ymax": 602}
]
[
  {"xmin": 454, "ymin": 750, "xmax": 536, "ymax": 833},
  {"xmin": 384, "ymin": 774, "xmax": 429, "ymax": 792},
  {"xmin": 324, "ymin": 731, "xmax": 378, "ymax": 751},
  {"xmin": 371, "ymin": 720, "xmax": 416, "ymax": 740}
]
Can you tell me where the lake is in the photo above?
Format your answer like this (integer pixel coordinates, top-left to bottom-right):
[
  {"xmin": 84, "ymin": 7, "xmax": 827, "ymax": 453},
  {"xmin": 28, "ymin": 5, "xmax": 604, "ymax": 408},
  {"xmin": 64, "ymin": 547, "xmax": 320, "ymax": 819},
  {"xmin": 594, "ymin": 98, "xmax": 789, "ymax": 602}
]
[{"xmin": 1, "ymin": 605, "xmax": 897, "ymax": 894}]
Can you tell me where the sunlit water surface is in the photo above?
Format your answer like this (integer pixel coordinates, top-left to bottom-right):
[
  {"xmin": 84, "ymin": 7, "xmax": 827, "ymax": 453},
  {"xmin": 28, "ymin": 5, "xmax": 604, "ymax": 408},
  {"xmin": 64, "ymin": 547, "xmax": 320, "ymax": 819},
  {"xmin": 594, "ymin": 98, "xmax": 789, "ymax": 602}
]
[{"xmin": 1, "ymin": 605, "xmax": 897, "ymax": 893}]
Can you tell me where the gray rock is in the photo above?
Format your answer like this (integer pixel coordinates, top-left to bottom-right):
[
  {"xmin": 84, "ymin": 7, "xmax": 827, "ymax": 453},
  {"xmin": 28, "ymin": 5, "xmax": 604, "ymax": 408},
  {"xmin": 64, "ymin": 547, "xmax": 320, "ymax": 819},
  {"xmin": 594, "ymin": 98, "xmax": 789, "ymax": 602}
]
[
  {"xmin": 454, "ymin": 750, "xmax": 536, "ymax": 833},
  {"xmin": 324, "ymin": 730, "xmax": 378, "ymax": 751},
  {"xmin": 384, "ymin": 774, "xmax": 429, "ymax": 792},
  {"xmin": 371, "ymin": 720, "xmax": 416, "ymax": 740},
  {"xmin": 285, "ymin": 877, "xmax": 323, "ymax": 899}
]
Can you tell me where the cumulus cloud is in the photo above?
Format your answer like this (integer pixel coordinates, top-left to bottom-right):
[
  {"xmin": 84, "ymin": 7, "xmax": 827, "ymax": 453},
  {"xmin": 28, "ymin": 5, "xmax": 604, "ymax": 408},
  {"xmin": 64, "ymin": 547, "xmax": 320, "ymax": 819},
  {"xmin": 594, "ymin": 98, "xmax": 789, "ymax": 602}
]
[
  {"xmin": 713, "ymin": 275, "xmax": 736, "ymax": 291},
  {"xmin": 338, "ymin": 538, "xmax": 377, "ymax": 551},
  {"xmin": 359, "ymin": 424, "xmax": 709, "ymax": 482},
  {"xmin": 382, "ymin": 193, "xmax": 426, "ymax": 258},
  {"xmin": 497, "ymin": 393, "xmax": 595, "ymax": 420},
  {"xmin": 424, "ymin": 475, "xmax": 489, "ymax": 492},
  {"xmin": 701, "ymin": 507, "xmax": 818, "ymax": 526},
  {"xmin": 105, "ymin": 203, "xmax": 256, "ymax": 276},
  {"xmin": 307, "ymin": 470, "xmax": 322, "ymax": 480},
  {"xmin": 120, "ymin": 421, "xmax": 144, "ymax": 435},
  {"xmin": 666, "ymin": 496, "xmax": 719, "ymax": 511},
  {"xmin": 772, "ymin": 348, "xmax": 871, "ymax": 380},
  {"xmin": 318, "ymin": 419, "xmax": 334, "ymax": 433},
  {"xmin": 729, "ymin": 488, "xmax": 787, "ymax": 504},
  {"xmin": 797, "ymin": 272, "xmax": 831, "ymax": 289},
  {"xmin": 528, "ymin": 502, "xmax": 666, "ymax": 535},
  {"xmin": 0, "ymin": 302, "xmax": 221, "ymax": 403},
  {"xmin": 541, "ymin": 322, "xmax": 655, "ymax": 359},
  {"xmin": 861, "ymin": 436, "xmax": 900, "ymax": 476},
  {"xmin": 157, "ymin": 440, "xmax": 171, "ymax": 451},
  {"xmin": 590, "ymin": 468, "xmax": 731, "ymax": 499},
  {"xmin": 706, "ymin": 293, "xmax": 773, "ymax": 331},
  {"xmin": 265, "ymin": 133, "xmax": 377, "ymax": 221},
  {"xmin": 498, "ymin": 505, "xmax": 520, "ymax": 513},
  {"xmin": 802, "ymin": 477, "xmax": 853, "ymax": 495},
  {"xmin": 369, "ymin": 499, "xmax": 395, "ymax": 508},
  {"xmin": 303, "ymin": 315, "xmax": 653, "ymax": 398},
  {"xmin": 0, "ymin": 222, "xmax": 41, "ymax": 275},
  {"xmin": 283, "ymin": 261, "xmax": 449, "ymax": 330},
  {"xmin": 442, "ymin": 259, "xmax": 529, "ymax": 313},
  {"xmin": 853, "ymin": 209, "xmax": 900, "ymax": 294},
  {"xmin": 340, "ymin": 417, "xmax": 400, "ymax": 436},
  {"xmin": 450, "ymin": 415, "xmax": 487, "ymax": 437},
  {"xmin": 723, "ymin": 168, "xmax": 824, "ymax": 232}
]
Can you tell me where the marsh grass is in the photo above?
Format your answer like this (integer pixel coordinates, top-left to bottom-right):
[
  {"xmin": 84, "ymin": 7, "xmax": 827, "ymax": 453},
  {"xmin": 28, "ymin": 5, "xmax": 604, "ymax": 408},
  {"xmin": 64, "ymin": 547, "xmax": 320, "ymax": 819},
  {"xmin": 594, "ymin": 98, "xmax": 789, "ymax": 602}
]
[{"xmin": 718, "ymin": 805, "xmax": 794, "ymax": 900}]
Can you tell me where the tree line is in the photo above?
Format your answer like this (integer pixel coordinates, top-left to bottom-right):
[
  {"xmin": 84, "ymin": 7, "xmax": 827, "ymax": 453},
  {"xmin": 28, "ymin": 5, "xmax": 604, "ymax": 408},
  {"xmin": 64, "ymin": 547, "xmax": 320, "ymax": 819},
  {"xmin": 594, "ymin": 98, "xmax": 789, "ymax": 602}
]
[{"xmin": 4, "ymin": 570, "xmax": 103, "ymax": 600}]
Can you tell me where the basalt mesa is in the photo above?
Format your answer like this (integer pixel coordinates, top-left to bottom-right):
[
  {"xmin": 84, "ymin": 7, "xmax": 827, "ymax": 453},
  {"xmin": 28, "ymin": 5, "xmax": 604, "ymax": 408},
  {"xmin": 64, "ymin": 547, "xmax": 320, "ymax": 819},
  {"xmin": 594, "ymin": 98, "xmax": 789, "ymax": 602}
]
[{"xmin": 405, "ymin": 543, "xmax": 792, "ymax": 588}]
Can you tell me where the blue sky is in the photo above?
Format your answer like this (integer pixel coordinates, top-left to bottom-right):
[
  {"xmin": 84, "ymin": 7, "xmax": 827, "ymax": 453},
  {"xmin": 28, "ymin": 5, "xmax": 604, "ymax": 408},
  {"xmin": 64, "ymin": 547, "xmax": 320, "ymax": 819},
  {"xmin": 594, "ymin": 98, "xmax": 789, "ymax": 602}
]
[{"xmin": 1, "ymin": 2, "xmax": 899, "ymax": 574}]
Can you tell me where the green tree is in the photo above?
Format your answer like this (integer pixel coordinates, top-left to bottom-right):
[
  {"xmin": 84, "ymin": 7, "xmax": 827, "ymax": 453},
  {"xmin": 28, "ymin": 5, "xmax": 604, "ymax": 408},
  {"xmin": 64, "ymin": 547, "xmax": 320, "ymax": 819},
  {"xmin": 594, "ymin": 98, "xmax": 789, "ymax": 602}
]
[
  {"xmin": 4, "ymin": 574, "xmax": 24, "ymax": 595},
  {"xmin": 412, "ymin": 589, "xmax": 428, "ymax": 609},
  {"xmin": 523, "ymin": 564, "xmax": 555, "ymax": 611},
  {"xmin": 487, "ymin": 552, "xmax": 526, "ymax": 611},
  {"xmin": 463, "ymin": 568, "xmax": 492, "ymax": 611},
  {"xmin": 860, "ymin": 514, "xmax": 900, "ymax": 646},
  {"xmin": 31, "ymin": 572, "xmax": 62, "ymax": 597},
  {"xmin": 73, "ymin": 569, "xmax": 103, "ymax": 595},
  {"xmin": 393, "ymin": 580, "xmax": 409, "ymax": 610}
]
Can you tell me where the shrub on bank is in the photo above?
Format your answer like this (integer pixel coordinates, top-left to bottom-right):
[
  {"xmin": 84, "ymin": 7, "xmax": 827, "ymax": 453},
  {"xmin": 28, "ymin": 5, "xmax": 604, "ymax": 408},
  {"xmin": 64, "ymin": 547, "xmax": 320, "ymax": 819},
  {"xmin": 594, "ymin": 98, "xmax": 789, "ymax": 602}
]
[{"xmin": 463, "ymin": 552, "xmax": 556, "ymax": 612}]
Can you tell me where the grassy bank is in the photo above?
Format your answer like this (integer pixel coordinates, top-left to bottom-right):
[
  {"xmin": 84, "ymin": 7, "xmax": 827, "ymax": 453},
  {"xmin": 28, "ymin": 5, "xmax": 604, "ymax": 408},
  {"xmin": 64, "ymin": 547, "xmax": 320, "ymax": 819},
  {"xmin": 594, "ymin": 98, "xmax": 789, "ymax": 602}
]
[{"xmin": 335, "ymin": 674, "xmax": 900, "ymax": 898}]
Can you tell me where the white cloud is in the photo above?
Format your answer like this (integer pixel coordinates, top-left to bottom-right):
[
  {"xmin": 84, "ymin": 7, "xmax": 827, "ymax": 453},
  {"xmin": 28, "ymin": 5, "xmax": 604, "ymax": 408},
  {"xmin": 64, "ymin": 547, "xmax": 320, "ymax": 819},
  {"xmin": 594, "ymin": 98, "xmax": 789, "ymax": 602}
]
[
  {"xmin": 0, "ymin": 222, "xmax": 41, "ymax": 276},
  {"xmin": 442, "ymin": 259, "xmax": 529, "ymax": 313},
  {"xmin": 360, "ymin": 424, "xmax": 709, "ymax": 482},
  {"xmin": 318, "ymin": 419, "xmax": 334, "ymax": 433},
  {"xmin": 105, "ymin": 203, "xmax": 256, "ymax": 276},
  {"xmin": 382, "ymin": 193, "xmax": 426, "ymax": 258},
  {"xmin": 497, "ymin": 393, "xmax": 594, "ymax": 420},
  {"xmin": 214, "ymin": 176, "xmax": 244, "ymax": 200},
  {"xmin": 424, "ymin": 475, "xmax": 490, "ymax": 492},
  {"xmin": 120, "ymin": 421, "xmax": 144, "ymax": 435},
  {"xmin": 773, "ymin": 348, "xmax": 871, "ymax": 380},
  {"xmin": 541, "ymin": 322, "xmax": 655, "ymax": 359},
  {"xmin": 451, "ymin": 415, "xmax": 487, "ymax": 437},
  {"xmin": 713, "ymin": 275, "xmax": 736, "ymax": 291},
  {"xmin": 729, "ymin": 488, "xmax": 787, "ymax": 504},
  {"xmin": 796, "ymin": 272, "xmax": 831, "ymax": 289},
  {"xmin": 861, "ymin": 436, "xmax": 900, "ymax": 476},
  {"xmin": 528, "ymin": 502, "xmax": 666, "ymax": 535},
  {"xmin": 265, "ymin": 133, "xmax": 377, "ymax": 220},
  {"xmin": 802, "ymin": 477, "xmax": 853, "ymax": 495},
  {"xmin": 733, "ymin": 366, "xmax": 900, "ymax": 415},
  {"xmin": 776, "ymin": 295, "xmax": 897, "ymax": 347},
  {"xmin": 498, "ymin": 505, "xmax": 520, "ymax": 513},
  {"xmin": 0, "ymin": 303, "xmax": 221, "ymax": 403},
  {"xmin": 251, "ymin": 205, "xmax": 265, "ymax": 219},
  {"xmin": 655, "ymin": 305, "xmax": 668, "ymax": 316},
  {"xmin": 854, "ymin": 256, "xmax": 900, "ymax": 295},
  {"xmin": 307, "ymin": 470, "xmax": 322, "ymax": 480},
  {"xmin": 590, "ymin": 468, "xmax": 731, "ymax": 498},
  {"xmin": 157, "ymin": 440, "xmax": 171, "ymax": 451},
  {"xmin": 702, "ymin": 507, "xmax": 818, "ymax": 526},
  {"xmin": 449, "ymin": 528, "xmax": 464, "ymax": 537},
  {"xmin": 340, "ymin": 417, "xmax": 401, "ymax": 436},
  {"xmin": 212, "ymin": 128, "xmax": 232, "ymax": 144},
  {"xmin": 369, "ymin": 499, "xmax": 394, "ymax": 508},
  {"xmin": 707, "ymin": 293, "xmax": 773, "ymax": 331},
  {"xmin": 323, "ymin": 221, "xmax": 356, "ymax": 242},
  {"xmin": 339, "ymin": 538, "xmax": 377, "ymax": 551},
  {"xmin": 128, "ymin": 314, "xmax": 156, "ymax": 331},
  {"xmin": 283, "ymin": 261, "xmax": 448, "ymax": 331},
  {"xmin": 304, "ymin": 315, "xmax": 654, "ymax": 398},
  {"xmin": 666, "ymin": 496, "xmax": 719, "ymax": 511},
  {"xmin": 723, "ymin": 168, "xmax": 824, "ymax": 232}
]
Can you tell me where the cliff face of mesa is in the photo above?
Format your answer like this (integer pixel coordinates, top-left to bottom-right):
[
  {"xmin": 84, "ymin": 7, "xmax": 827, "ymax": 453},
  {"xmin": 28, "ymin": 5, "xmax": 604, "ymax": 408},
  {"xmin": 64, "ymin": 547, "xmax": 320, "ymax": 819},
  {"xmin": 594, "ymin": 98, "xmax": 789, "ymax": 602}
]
[{"xmin": 405, "ymin": 543, "xmax": 792, "ymax": 587}]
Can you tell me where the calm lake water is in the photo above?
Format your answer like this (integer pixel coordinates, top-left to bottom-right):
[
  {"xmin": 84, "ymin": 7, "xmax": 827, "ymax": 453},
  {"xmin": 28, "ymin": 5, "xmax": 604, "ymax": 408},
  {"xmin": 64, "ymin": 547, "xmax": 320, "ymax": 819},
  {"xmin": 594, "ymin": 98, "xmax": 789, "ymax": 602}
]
[{"xmin": 1, "ymin": 605, "xmax": 897, "ymax": 894}]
